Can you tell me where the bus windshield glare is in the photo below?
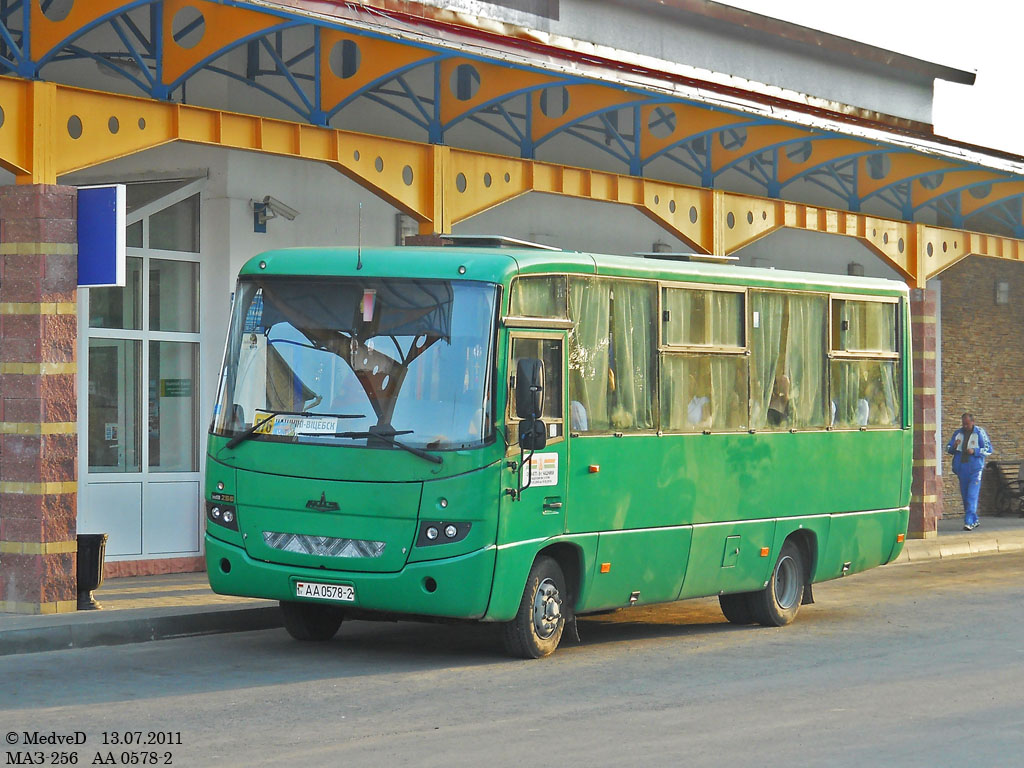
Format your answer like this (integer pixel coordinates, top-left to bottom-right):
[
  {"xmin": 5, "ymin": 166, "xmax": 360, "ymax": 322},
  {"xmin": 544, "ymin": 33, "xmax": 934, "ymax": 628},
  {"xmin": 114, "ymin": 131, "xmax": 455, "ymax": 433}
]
[{"xmin": 212, "ymin": 277, "xmax": 499, "ymax": 451}]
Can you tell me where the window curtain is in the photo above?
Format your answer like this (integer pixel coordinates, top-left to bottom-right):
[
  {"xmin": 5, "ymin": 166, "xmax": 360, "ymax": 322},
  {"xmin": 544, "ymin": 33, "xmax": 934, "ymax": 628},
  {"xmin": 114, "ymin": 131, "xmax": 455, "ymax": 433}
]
[
  {"xmin": 709, "ymin": 291, "xmax": 743, "ymax": 347},
  {"xmin": 511, "ymin": 276, "xmax": 568, "ymax": 318},
  {"xmin": 783, "ymin": 294, "xmax": 826, "ymax": 428},
  {"xmin": 750, "ymin": 291, "xmax": 785, "ymax": 429},
  {"xmin": 662, "ymin": 288, "xmax": 697, "ymax": 346},
  {"xmin": 841, "ymin": 300, "xmax": 895, "ymax": 353},
  {"xmin": 610, "ymin": 282, "xmax": 656, "ymax": 430},
  {"xmin": 568, "ymin": 278, "xmax": 612, "ymax": 431}
]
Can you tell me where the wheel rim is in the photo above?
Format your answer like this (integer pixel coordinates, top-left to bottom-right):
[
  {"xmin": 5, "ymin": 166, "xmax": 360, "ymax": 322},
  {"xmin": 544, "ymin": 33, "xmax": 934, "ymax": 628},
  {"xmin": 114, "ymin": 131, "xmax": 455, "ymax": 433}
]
[
  {"xmin": 773, "ymin": 555, "xmax": 800, "ymax": 609},
  {"xmin": 532, "ymin": 577, "xmax": 562, "ymax": 639}
]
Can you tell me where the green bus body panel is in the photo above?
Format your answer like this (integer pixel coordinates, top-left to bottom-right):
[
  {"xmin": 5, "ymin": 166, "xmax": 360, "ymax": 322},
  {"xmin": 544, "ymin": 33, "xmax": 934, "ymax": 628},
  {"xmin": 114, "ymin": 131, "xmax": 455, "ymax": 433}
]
[
  {"xmin": 568, "ymin": 431, "xmax": 907, "ymax": 533},
  {"xmin": 819, "ymin": 509, "xmax": 906, "ymax": 580},
  {"xmin": 579, "ymin": 527, "xmax": 692, "ymax": 612},
  {"xmin": 409, "ymin": 466, "xmax": 501, "ymax": 564},
  {"xmin": 208, "ymin": 434, "xmax": 505, "ymax": 484},
  {"xmin": 678, "ymin": 520, "xmax": 776, "ymax": 599},
  {"xmin": 206, "ymin": 535, "xmax": 495, "ymax": 619},
  {"xmin": 234, "ymin": 467, "xmax": 422, "ymax": 573}
]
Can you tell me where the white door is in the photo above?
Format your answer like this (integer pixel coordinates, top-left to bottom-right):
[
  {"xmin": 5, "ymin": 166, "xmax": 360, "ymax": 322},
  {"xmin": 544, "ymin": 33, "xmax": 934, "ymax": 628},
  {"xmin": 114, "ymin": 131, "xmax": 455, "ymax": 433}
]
[{"xmin": 79, "ymin": 180, "xmax": 204, "ymax": 561}]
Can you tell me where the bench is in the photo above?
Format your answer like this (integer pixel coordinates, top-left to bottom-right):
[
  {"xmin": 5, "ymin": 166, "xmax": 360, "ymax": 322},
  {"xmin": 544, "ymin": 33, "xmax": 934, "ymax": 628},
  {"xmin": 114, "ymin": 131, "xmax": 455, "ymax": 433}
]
[{"xmin": 991, "ymin": 460, "xmax": 1024, "ymax": 516}]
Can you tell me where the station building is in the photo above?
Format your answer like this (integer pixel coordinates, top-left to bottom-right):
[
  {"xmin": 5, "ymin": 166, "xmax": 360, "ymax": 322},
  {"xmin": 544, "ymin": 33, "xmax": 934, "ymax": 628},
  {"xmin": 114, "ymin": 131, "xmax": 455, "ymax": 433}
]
[{"xmin": 1, "ymin": 0, "xmax": 1022, "ymax": 613}]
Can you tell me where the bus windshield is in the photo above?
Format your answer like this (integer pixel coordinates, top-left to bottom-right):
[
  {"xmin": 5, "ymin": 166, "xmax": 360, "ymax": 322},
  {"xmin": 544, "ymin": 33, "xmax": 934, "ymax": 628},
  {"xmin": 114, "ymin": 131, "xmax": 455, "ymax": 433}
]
[{"xmin": 212, "ymin": 276, "xmax": 499, "ymax": 451}]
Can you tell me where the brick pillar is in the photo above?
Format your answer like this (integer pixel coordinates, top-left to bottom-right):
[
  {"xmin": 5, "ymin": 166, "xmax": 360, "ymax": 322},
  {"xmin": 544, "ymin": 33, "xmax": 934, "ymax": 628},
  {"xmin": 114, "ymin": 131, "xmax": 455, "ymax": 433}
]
[
  {"xmin": 909, "ymin": 286, "xmax": 943, "ymax": 539},
  {"xmin": 0, "ymin": 185, "xmax": 78, "ymax": 613}
]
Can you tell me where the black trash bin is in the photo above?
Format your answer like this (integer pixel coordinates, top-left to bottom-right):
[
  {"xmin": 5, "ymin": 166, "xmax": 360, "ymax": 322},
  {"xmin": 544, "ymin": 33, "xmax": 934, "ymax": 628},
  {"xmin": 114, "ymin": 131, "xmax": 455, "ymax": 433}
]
[{"xmin": 77, "ymin": 533, "xmax": 109, "ymax": 610}]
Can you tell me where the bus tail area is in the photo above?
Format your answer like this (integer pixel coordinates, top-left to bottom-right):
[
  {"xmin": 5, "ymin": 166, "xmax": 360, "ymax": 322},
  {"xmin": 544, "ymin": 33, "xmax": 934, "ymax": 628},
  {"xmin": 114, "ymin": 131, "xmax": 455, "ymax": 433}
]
[{"xmin": 205, "ymin": 246, "xmax": 912, "ymax": 658}]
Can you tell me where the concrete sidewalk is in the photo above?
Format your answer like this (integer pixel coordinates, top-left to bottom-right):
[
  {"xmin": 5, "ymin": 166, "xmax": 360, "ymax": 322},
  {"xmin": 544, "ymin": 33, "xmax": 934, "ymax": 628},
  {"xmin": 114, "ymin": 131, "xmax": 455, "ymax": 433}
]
[{"xmin": 2, "ymin": 513, "xmax": 1023, "ymax": 657}]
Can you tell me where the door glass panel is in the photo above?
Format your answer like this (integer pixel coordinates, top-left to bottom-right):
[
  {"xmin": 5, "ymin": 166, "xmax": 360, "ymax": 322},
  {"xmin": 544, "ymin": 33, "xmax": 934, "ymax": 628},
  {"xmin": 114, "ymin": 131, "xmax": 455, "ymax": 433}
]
[
  {"xmin": 509, "ymin": 337, "xmax": 563, "ymax": 444},
  {"xmin": 89, "ymin": 257, "xmax": 142, "ymax": 329},
  {"xmin": 126, "ymin": 221, "xmax": 143, "ymax": 248},
  {"xmin": 150, "ymin": 259, "xmax": 199, "ymax": 332},
  {"xmin": 149, "ymin": 341, "xmax": 199, "ymax": 471},
  {"xmin": 88, "ymin": 339, "xmax": 141, "ymax": 472},
  {"xmin": 149, "ymin": 194, "xmax": 200, "ymax": 252}
]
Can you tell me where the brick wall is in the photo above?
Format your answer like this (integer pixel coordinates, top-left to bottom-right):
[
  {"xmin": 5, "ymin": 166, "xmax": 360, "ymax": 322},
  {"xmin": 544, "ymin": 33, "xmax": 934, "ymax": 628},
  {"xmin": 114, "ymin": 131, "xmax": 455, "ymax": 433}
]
[{"xmin": 940, "ymin": 256, "xmax": 1024, "ymax": 517}]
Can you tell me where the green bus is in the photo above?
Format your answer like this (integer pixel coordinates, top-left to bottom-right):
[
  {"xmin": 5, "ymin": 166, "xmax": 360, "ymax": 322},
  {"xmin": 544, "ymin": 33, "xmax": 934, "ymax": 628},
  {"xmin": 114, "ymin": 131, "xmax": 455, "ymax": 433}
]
[{"xmin": 206, "ymin": 242, "xmax": 911, "ymax": 658}]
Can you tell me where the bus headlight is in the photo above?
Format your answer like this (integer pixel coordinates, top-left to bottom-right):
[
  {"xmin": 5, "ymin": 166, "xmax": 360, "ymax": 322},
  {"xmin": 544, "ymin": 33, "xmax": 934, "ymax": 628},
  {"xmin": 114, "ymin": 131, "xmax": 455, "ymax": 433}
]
[
  {"xmin": 416, "ymin": 521, "xmax": 471, "ymax": 547},
  {"xmin": 207, "ymin": 501, "xmax": 239, "ymax": 532}
]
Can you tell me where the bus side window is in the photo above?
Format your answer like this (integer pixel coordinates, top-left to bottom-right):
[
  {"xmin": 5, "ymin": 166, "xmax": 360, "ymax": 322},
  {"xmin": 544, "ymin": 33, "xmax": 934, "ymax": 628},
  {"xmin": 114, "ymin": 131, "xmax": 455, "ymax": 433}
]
[
  {"xmin": 749, "ymin": 291, "xmax": 827, "ymax": 431},
  {"xmin": 829, "ymin": 298, "xmax": 900, "ymax": 429}
]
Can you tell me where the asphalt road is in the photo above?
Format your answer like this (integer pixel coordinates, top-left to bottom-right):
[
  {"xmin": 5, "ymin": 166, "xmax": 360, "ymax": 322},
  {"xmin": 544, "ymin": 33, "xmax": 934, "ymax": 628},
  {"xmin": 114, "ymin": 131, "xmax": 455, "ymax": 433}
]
[{"xmin": 4, "ymin": 553, "xmax": 1024, "ymax": 768}]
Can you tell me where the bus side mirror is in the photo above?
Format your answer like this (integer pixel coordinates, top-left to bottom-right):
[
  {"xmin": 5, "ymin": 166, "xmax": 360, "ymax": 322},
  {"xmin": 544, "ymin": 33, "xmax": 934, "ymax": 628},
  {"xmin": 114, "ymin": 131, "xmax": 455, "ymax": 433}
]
[
  {"xmin": 519, "ymin": 419, "xmax": 547, "ymax": 451},
  {"xmin": 515, "ymin": 358, "xmax": 544, "ymax": 420}
]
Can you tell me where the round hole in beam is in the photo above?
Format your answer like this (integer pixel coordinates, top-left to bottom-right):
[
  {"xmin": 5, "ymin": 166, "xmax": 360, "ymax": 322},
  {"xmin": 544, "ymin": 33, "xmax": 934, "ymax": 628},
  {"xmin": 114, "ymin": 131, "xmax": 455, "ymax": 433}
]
[
  {"xmin": 108, "ymin": 116, "xmax": 120, "ymax": 134},
  {"xmin": 746, "ymin": 211, "xmax": 754, "ymax": 225},
  {"xmin": 456, "ymin": 173, "xmax": 468, "ymax": 193},
  {"xmin": 450, "ymin": 64, "xmax": 480, "ymax": 101},
  {"xmin": 504, "ymin": 172, "xmax": 511, "ymax": 183},
  {"xmin": 67, "ymin": 115, "xmax": 83, "ymax": 140},
  {"xmin": 726, "ymin": 212, "xmax": 736, "ymax": 229},
  {"xmin": 483, "ymin": 172, "xmax": 492, "ymax": 188},
  {"xmin": 653, "ymin": 194, "xmax": 660, "ymax": 206},
  {"xmin": 882, "ymin": 232, "xmax": 889, "ymax": 245},
  {"xmin": 172, "ymin": 6, "xmax": 206, "ymax": 50},
  {"xmin": 402, "ymin": 165, "xmax": 414, "ymax": 186},
  {"xmin": 374, "ymin": 156, "xmax": 384, "ymax": 173},
  {"xmin": 926, "ymin": 242, "xmax": 934, "ymax": 257},
  {"xmin": 329, "ymin": 39, "xmax": 361, "ymax": 79},
  {"xmin": 669, "ymin": 200, "xmax": 676, "ymax": 214},
  {"xmin": 689, "ymin": 206, "xmax": 698, "ymax": 224},
  {"xmin": 898, "ymin": 238, "xmax": 905, "ymax": 254},
  {"xmin": 539, "ymin": 86, "xmax": 570, "ymax": 118},
  {"xmin": 942, "ymin": 241, "xmax": 948, "ymax": 253},
  {"xmin": 42, "ymin": 0, "xmax": 74, "ymax": 22},
  {"xmin": 138, "ymin": 117, "xmax": 146, "ymax": 130},
  {"xmin": 0, "ymin": 106, "xmax": 5, "ymax": 130}
]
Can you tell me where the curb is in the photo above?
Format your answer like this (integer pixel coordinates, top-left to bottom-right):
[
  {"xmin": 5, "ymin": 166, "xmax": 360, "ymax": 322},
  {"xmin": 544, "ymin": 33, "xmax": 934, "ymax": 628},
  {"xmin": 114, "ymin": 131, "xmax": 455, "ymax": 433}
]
[
  {"xmin": 893, "ymin": 532, "xmax": 1024, "ymax": 565},
  {"xmin": 0, "ymin": 605, "xmax": 282, "ymax": 657}
]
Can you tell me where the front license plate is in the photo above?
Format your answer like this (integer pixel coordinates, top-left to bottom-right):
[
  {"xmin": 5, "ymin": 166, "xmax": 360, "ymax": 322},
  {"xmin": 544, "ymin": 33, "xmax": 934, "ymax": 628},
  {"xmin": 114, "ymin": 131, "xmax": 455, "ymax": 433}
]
[{"xmin": 295, "ymin": 581, "xmax": 355, "ymax": 602}]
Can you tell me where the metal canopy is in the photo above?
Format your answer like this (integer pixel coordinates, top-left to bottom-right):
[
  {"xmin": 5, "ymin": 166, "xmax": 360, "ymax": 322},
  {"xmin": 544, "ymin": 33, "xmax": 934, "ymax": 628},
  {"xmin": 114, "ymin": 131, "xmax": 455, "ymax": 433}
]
[{"xmin": 0, "ymin": 0, "xmax": 1021, "ymax": 279}]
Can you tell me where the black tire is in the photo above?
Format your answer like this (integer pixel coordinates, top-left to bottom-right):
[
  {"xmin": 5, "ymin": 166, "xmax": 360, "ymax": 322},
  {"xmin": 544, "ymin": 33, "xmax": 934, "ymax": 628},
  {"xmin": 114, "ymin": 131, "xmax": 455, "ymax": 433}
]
[
  {"xmin": 749, "ymin": 540, "xmax": 805, "ymax": 627},
  {"xmin": 279, "ymin": 600, "xmax": 345, "ymax": 641},
  {"xmin": 719, "ymin": 592, "xmax": 755, "ymax": 624},
  {"xmin": 502, "ymin": 556, "xmax": 567, "ymax": 659}
]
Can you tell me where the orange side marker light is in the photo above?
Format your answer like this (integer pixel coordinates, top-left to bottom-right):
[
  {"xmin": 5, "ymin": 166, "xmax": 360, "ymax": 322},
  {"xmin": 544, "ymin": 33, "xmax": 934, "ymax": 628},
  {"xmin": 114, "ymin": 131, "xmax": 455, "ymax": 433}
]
[
  {"xmin": 600, "ymin": 563, "xmax": 611, "ymax": 573},
  {"xmin": 589, "ymin": 465, "xmax": 600, "ymax": 473},
  {"xmin": 760, "ymin": 547, "xmax": 770, "ymax": 557},
  {"xmin": 897, "ymin": 533, "xmax": 905, "ymax": 543}
]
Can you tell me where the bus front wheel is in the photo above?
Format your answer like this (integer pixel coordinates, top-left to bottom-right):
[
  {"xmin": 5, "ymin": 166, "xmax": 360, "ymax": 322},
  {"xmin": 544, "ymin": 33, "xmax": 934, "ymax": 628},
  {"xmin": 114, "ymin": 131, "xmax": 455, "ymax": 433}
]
[
  {"xmin": 718, "ymin": 593, "xmax": 755, "ymax": 624},
  {"xmin": 750, "ymin": 540, "xmax": 804, "ymax": 627},
  {"xmin": 279, "ymin": 600, "xmax": 344, "ymax": 641},
  {"xmin": 503, "ymin": 556, "xmax": 566, "ymax": 659}
]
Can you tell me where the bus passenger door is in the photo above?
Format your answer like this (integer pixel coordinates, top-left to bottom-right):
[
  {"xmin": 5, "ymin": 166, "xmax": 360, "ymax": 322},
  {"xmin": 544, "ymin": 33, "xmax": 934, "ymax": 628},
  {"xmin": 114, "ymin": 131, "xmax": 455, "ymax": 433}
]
[{"xmin": 500, "ymin": 332, "xmax": 568, "ymax": 545}]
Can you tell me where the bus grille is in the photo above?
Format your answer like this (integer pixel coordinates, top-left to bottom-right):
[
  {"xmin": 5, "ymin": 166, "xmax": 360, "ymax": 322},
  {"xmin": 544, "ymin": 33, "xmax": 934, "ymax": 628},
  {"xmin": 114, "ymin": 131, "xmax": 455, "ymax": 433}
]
[{"xmin": 262, "ymin": 531, "xmax": 386, "ymax": 559}]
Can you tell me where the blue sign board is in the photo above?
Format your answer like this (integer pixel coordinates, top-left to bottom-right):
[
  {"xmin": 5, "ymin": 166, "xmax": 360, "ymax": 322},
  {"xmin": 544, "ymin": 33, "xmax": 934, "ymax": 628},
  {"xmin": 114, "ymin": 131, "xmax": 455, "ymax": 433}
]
[{"xmin": 77, "ymin": 184, "xmax": 126, "ymax": 287}]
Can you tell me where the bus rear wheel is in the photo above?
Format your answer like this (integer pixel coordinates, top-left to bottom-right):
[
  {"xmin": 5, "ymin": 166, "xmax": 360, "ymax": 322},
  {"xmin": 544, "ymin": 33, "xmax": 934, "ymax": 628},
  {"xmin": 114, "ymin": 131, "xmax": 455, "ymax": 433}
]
[
  {"xmin": 503, "ymin": 555, "xmax": 566, "ymax": 659},
  {"xmin": 750, "ymin": 540, "xmax": 804, "ymax": 627},
  {"xmin": 279, "ymin": 600, "xmax": 344, "ymax": 641}
]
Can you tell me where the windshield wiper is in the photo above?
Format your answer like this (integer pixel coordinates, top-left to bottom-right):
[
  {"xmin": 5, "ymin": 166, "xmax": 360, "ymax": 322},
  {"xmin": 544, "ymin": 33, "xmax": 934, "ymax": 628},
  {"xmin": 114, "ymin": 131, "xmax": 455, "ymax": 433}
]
[
  {"xmin": 308, "ymin": 427, "xmax": 443, "ymax": 465},
  {"xmin": 225, "ymin": 411, "xmax": 365, "ymax": 450}
]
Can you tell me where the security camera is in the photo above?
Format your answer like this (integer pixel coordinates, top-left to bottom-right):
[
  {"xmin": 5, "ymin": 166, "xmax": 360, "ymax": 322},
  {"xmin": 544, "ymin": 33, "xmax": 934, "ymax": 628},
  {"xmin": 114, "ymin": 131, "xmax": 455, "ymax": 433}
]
[{"xmin": 257, "ymin": 195, "xmax": 300, "ymax": 222}]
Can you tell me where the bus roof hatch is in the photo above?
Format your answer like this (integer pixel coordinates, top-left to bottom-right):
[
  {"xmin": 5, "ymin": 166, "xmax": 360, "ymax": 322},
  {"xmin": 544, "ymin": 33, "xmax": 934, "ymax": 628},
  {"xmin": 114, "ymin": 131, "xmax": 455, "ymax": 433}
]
[{"xmin": 439, "ymin": 235, "xmax": 562, "ymax": 251}]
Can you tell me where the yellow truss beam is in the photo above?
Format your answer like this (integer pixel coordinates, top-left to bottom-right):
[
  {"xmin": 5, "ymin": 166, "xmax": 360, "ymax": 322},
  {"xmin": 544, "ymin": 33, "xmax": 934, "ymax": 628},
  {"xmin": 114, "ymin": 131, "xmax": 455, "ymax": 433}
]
[{"xmin": 0, "ymin": 77, "xmax": 1021, "ymax": 288}]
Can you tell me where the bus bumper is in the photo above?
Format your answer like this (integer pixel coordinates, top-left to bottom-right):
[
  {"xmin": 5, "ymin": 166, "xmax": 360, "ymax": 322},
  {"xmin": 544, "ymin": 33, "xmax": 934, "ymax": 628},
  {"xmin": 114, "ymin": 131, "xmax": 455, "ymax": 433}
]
[{"xmin": 205, "ymin": 534, "xmax": 496, "ymax": 620}]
